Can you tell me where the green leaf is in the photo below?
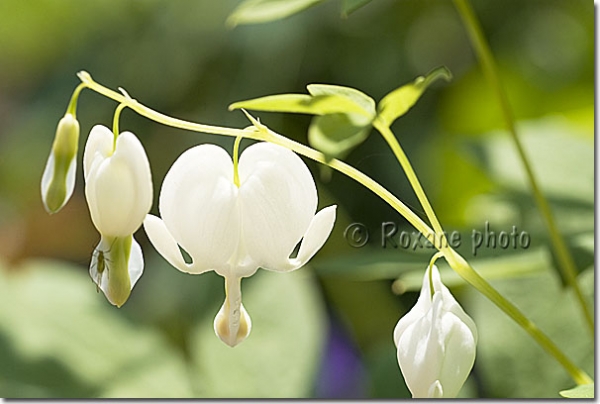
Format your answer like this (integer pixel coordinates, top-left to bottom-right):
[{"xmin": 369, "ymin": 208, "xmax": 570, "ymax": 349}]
[
  {"xmin": 308, "ymin": 113, "xmax": 372, "ymax": 160},
  {"xmin": 341, "ymin": 0, "xmax": 373, "ymax": 17},
  {"xmin": 468, "ymin": 116, "xmax": 594, "ymax": 204},
  {"xmin": 468, "ymin": 267, "xmax": 594, "ymax": 397},
  {"xmin": 227, "ymin": 0, "xmax": 325, "ymax": 27},
  {"xmin": 559, "ymin": 384, "xmax": 594, "ymax": 398},
  {"xmin": 0, "ymin": 260, "xmax": 196, "ymax": 398},
  {"xmin": 377, "ymin": 66, "xmax": 452, "ymax": 127},
  {"xmin": 314, "ymin": 247, "xmax": 549, "ymax": 284},
  {"xmin": 229, "ymin": 93, "xmax": 370, "ymax": 116},
  {"xmin": 307, "ymin": 83, "xmax": 376, "ymax": 117},
  {"xmin": 191, "ymin": 270, "xmax": 326, "ymax": 398}
]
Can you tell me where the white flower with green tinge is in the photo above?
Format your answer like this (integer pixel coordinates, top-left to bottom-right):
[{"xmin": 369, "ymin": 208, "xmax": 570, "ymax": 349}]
[
  {"xmin": 41, "ymin": 113, "xmax": 80, "ymax": 214},
  {"xmin": 84, "ymin": 125, "xmax": 153, "ymax": 307},
  {"xmin": 394, "ymin": 264, "xmax": 477, "ymax": 398},
  {"xmin": 144, "ymin": 141, "xmax": 336, "ymax": 347}
]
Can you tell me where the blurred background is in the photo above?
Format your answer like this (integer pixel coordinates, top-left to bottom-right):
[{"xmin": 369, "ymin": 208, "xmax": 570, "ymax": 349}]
[{"xmin": 0, "ymin": 0, "xmax": 593, "ymax": 398}]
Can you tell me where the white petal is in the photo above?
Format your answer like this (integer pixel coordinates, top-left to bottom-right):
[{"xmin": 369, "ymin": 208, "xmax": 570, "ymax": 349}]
[
  {"xmin": 85, "ymin": 131, "xmax": 152, "ymax": 236},
  {"xmin": 239, "ymin": 142, "xmax": 319, "ymax": 270},
  {"xmin": 159, "ymin": 144, "xmax": 239, "ymax": 274},
  {"xmin": 143, "ymin": 214, "xmax": 211, "ymax": 274},
  {"xmin": 128, "ymin": 236, "xmax": 144, "ymax": 288},
  {"xmin": 89, "ymin": 241, "xmax": 110, "ymax": 297},
  {"xmin": 89, "ymin": 235, "xmax": 144, "ymax": 307},
  {"xmin": 83, "ymin": 125, "xmax": 113, "ymax": 180},
  {"xmin": 40, "ymin": 151, "xmax": 77, "ymax": 214},
  {"xmin": 265, "ymin": 205, "xmax": 337, "ymax": 272},
  {"xmin": 397, "ymin": 292, "xmax": 445, "ymax": 398},
  {"xmin": 436, "ymin": 308, "xmax": 477, "ymax": 398},
  {"xmin": 393, "ymin": 266, "xmax": 435, "ymax": 346}
]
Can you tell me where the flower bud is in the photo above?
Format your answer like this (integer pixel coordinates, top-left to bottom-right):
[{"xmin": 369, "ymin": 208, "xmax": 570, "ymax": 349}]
[
  {"xmin": 41, "ymin": 113, "xmax": 80, "ymax": 213},
  {"xmin": 393, "ymin": 265, "xmax": 477, "ymax": 398}
]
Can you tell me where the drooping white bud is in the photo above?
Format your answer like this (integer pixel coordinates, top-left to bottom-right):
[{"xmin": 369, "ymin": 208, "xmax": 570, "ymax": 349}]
[{"xmin": 393, "ymin": 265, "xmax": 477, "ymax": 398}]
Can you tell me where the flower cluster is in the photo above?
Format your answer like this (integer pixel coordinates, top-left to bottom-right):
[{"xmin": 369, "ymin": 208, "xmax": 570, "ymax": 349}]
[
  {"xmin": 42, "ymin": 90, "xmax": 476, "ymax": 395},
  {"xmin": 42, "ymin": 108, "xmax": 336, "ymax": 345},
  {"xmin": 42, "ymin": 118, "xmax": 152, "ymax": 308}
]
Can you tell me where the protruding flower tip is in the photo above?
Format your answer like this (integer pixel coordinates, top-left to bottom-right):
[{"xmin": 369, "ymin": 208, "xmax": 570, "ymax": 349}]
[
  {"xmin": 393, "ymin": 265, "xmax": 477, "ymax": 398},
  {"xmin": 41, "ymin": 113, "xmax": 80, "ymax": 214},
  {"xmin": 213, "ymin": 276, "xmax": 252, "ymax": 347},
  {"xmin": 214, "ymin": 301, "xmax": 252, "ymax": 347}
]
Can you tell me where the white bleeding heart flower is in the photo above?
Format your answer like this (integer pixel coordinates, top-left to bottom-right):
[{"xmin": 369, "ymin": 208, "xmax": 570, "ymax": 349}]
[
  {"xmin": 144, "ymin": 141, "xmax": 336, "ymax": 347},
  {"xmin": 393, "ymin": 264, "xmax": 477, "ymax": 398},
  {"xmin": 83, "ymin": 125, "xmax": 153, "ymax": 307}
]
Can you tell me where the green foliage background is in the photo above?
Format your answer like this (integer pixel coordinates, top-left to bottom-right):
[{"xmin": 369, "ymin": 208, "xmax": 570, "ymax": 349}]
[{"xmin": 0, "ymin": 0, "xmax": 593, "ymax": 398}]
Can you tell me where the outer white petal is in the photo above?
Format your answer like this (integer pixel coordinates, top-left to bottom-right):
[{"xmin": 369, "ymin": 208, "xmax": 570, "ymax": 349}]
[
  {"xmin": 263, "ymin": 205, "xmax": 337, "ymax": 272},
  {"xmin": 85, "ymin": 131, "xmax": 152, "ymax": 236},
  {"xmin": 89, "ymin": 236, "xmax": 144, "ymax": 307},
  {"xmin": 143, "ymin": 214, "xmax": 211, "ymax": 274},
  {"xmin": 396, "ymin": 292, "xmax": 445, "ymax": 398},
  {"xmin": 159, "ymin": 144, "xmax": 239, "ymax": 274},
  {"xmin": 40, "ymin": 151, "xmax": 77, "ymax": 213},
  {"xmin": 128, "ymin": 236, "xmax": 145, "ymax": 289},
  {"xmin": 83, "ymin": 125, "xmax": 113, "ymax": 180},
  {"xmin": 436, "ymin": 304, "xmax": 477, "ymax": 398},
  {"xmin": 393, "ymin": 266, "xmax": 434, "ymax": 345},
  {"xmin": 238, "ymin": 142, "xmax": 319, "ymax": 271}
]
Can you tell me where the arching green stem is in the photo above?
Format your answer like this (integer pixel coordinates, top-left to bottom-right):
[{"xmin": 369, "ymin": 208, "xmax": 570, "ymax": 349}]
[
  {"xmin": 233, "ymin": 136, "xmax": 243, "ymax": 187},
  {"xmin": 112, "ymin": 103, "xmax": 128, "ymax": 148},
  {"xmin": 373, "ymin": 120, "xmax": 445, "ymax": 241},
  {"xmin": 66, "ymin": 83, "xmax": 86, "ymax": 117}
]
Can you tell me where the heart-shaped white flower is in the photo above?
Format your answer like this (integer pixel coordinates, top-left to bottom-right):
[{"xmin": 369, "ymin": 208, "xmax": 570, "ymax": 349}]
[
  {"xmin": 144, "ymin": 141, "xmax": 336, "ymax": 346},
  {"xmin": 83, "ymin": 125, "xmax": 153, "ymax": 307}
]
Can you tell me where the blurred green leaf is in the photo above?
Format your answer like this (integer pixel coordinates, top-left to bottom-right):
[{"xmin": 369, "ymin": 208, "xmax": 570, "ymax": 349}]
[
  {"xmin": 315, "ymin": 247, "xmax": 550, "ymax": 286},
  {"xmin": 469, "ymin": 116, "xmax": 593, "ymax": 204},
  {"xmin": 315, "ymin": 249, "xmax": 427, "ymax": 281},
  {"xmin": 341, "ymin": 0, "xmax": 373, "ymax": 17},
  {"xmin": 467, "ymin": 267, "xmax": 594, "ymax": 398},
  {"xmin": 0, "ymin": 260, "xmax": 195, "ymax": 398},
  {"xmin": 307, "ymin": 84, "xmax": 376, "ymax": 117},
  {"xmin": 227, "ymin": 0, "xmax": 325, "ymax": 27},
  {"xmin": 467, "ymin": 117, "xmax": 594, "ymax": 283},
  {"xmin": 559, "ymin": 383, "xmax": 594, "ymax": 398},
  {"xmin": 377, "ymin": 66, "xmax": 452, "ymax": 127},
  {"xmin": 308, "ymin": 113, "xmax": 372, "ymax": 160},
  {"xmin": 229, "ymin": 93, "xmax": 370, "ymax": 116},
  {"xmin": 191, "ymin": 269, "xmax": 326, "ymax": 398}
]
